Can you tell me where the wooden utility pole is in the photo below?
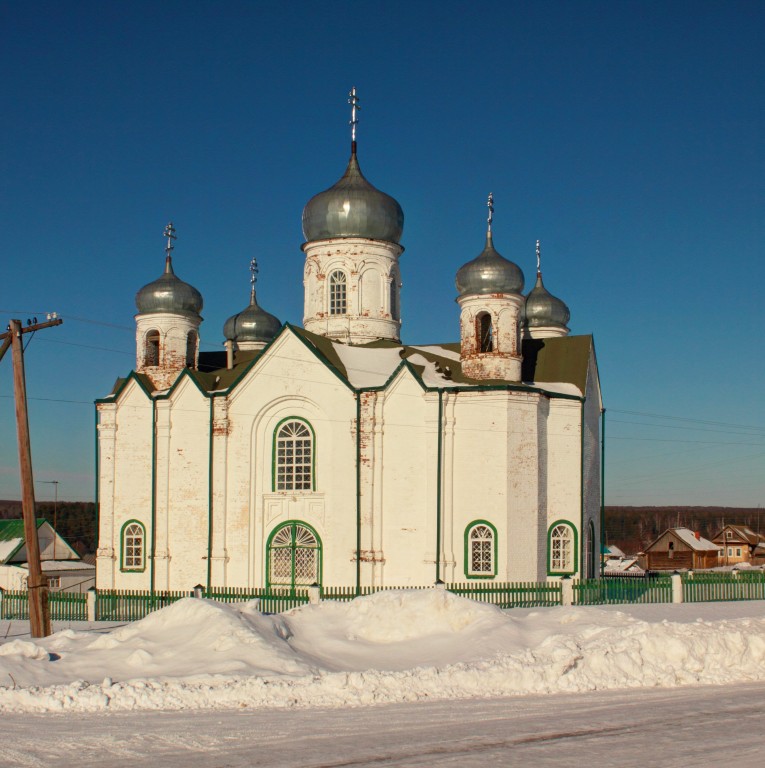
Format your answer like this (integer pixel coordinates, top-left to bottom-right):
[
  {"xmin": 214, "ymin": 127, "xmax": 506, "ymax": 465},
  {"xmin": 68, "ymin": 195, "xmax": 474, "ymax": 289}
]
[{"xmin": 1, "ymin": 317, "xmax": 63, "ymax": 638}]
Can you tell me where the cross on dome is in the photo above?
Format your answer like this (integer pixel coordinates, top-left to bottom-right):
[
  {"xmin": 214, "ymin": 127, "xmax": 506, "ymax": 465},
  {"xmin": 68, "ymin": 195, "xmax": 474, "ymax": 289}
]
[
  {"xmin": 349, "ymin": 86, "xmax": 360, "ymax": 150},
  {"xmin": 487, "ymin": 193, "xmax": 494, "ymax": 233},
  {"xmin": 536, "ymin": 239, "xmax": 541, "ymax": 276},
  {"xmin": 163, "ymin": 222, "xmax": 177, "ymax": 261}
]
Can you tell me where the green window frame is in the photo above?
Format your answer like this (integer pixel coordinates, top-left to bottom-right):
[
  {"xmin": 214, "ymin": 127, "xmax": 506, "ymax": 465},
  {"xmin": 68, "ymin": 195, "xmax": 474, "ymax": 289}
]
[
  {"xmin": 272, "ymin": 417, "xmax": 316, "ymax": 492},
  {"xmin": 464, "ymin": 520, "xmax": 497, "ymax": 579},
  {"xmin": 120, "ymin": 519, "xmax": 147, "ymax": 572},
  {"xmin": 547, "ymin": 520, "xmax": 578, "ymax": 576},
  {"xmin": 266, "ymin": 521, "xmax": 322, "ymax": 591}
]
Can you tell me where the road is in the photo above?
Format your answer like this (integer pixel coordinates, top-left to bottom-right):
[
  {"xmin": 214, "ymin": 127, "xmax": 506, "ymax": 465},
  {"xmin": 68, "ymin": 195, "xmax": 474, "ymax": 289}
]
[{"xmin": 3, "ymin": 681, "xmax": 763, "ymax": 767}]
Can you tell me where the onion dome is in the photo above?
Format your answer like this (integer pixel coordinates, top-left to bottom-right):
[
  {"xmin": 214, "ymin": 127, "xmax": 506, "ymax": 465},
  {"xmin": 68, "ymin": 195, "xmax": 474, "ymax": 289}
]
[
  {"xmin": 455, "ymin": 195, "xmax": 524, "ymax": 297},
  {"xmin": 223, "ymin": 259, "xmax": 281, "ymax": 345},
  {"xmin": 135, "ymin": 223, "xmax": 203, "ymax": 317},
  {"xmin": 525, "ymin": 241, "xmax": 570, "ymax": 331},
  {"xmin": 525, "ymin": 273, "xmax": 570, "ymax": 329},
  {"xmin": 302, "ymin": 151, "xmax": 404, "ymax": 244}
]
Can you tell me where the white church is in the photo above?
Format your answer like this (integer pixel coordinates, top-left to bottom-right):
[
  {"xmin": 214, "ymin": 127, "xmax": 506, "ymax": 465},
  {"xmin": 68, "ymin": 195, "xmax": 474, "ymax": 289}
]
[{"xmin": 95, "ymin": 94, "xmax": 603, "ymax": 593}]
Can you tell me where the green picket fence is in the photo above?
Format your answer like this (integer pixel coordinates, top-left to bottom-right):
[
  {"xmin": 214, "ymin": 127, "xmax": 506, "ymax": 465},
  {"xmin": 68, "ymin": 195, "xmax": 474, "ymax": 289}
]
[
  {"xmin": 573, "ymin": 576, "xmax": 673, "ymax": 605},
  {"xmin": 204, "ymin": 586, "xmax": 310, "ymax": 613},
  {"xmin": 95, "ymin": 589, "xmax": 190, "ymax": 621},
  {"xmin": 682, "ymin": 571, "xmax": 765, "ymax": 602},
  {"xmin": 0, "ymin": 590, "xmax": 88, "ymax": 621},
  {"xmin": 447, "ymin": 581, "xmax": 563, "ymax": 608}
]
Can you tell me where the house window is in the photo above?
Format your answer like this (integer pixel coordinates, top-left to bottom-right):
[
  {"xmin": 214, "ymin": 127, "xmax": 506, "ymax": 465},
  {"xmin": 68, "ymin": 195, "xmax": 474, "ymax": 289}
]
[
  {"xmin": 144, "ymin": 330, "xmax": 160, "ymax": 366},
  {"xmin": 274, "ymin": 419, "xmax": 314, "ymax": 491},
  {"xmin": 329, "ymin": 270, "xmax": 347, "ymax": 315},
  {"xmin": 267, "ymin": 521, "xmax": 322, "ymax": 590},
  {"xmin": 728, "ymin": 547, "xmax": 733, "ymax": 557},
  {"xmin": 186, "ymin": 330, "xmax": 197, "ymax": 367},
  {"xmin": 548, "ymin": 521, "xmax": 577, "ymax": 575},
  {"xmin": 477, "ymin": 312, "xmax": 493, "ymax": 353},
  {"xmin": 736, "ymin": 548, "xmax": 741, "ymax": 557},
  {"xmin": 726, "ymin": 531, "xmax": 733, "ymax": 539},
  {"xmin": 121, "ymin": 520, "xmax": 146, "ymax": 571},
  {"xmin": 47, "ymin": 576, "xmax": 61, "ymax": 589},
  {"xmin": 465, "ymin": 521, "xmax": 497, "ymax": 578}
]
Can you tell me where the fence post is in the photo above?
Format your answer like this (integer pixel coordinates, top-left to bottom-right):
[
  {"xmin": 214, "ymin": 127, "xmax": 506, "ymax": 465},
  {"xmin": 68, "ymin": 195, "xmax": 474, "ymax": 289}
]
[
  {"xmin": 193, "ymin": 584, "xmax": 205, "ymax": 599},
  {"xmin": 87, "ymin": 586, "xmax": 97, "ymax": 621},
  {"xmin": 561, "ymin": 576, "xmax": 573, "ymax": 606},
  {"xmin": 0, "ymin": 586, "xmax": 4, "ymax": 619},
  {"xmin": 308, "ymin": 584, "xmax": 321, "ymax": 605},
  {"xmin": 671, "ymin": 571, "xmax": 683, "ymax": 603}
]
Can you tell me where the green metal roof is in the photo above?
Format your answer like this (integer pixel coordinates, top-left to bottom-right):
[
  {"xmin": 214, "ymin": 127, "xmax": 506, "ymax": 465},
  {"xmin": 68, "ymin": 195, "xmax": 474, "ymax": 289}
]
[{"xmin": 0, "ymin": 518, "xmax": 46, "ymax": 542}]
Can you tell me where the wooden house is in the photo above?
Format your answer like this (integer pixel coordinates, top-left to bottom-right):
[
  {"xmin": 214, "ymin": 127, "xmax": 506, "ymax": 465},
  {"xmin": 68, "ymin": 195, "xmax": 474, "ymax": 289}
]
[{"xmin": 639, "ymin": 527, "xmax": 721, "ymax": 571}]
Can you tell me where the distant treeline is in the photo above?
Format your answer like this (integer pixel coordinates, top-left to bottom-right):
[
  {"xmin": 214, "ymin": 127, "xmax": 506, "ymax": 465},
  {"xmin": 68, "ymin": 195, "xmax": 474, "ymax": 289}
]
[
  {"xmin": 1, "ymin": 501, "xmax": 762, "ymax": 560},
  {"xmin": 0, "ymin": 500, "xmax": 97, "ymax": 556},
  {"xmin": 605, "ymin": 506, "xmax": 765, "ymax": 556}
]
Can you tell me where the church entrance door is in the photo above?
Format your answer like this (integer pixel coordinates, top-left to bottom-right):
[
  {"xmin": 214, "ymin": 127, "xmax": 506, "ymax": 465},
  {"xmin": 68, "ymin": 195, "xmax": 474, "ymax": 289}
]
[{"xmin": 266, "ymin": 521, "xmax": 322, "ymax": 592}]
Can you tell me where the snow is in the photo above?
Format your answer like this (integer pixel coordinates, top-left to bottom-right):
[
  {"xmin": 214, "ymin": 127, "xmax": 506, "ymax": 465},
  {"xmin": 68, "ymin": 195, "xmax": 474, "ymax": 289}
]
[
  {"xmin": 1, "ymin": 590, "xmax": 764, "ymax": 715},
  {"xmin": 672, "ymin": 527, "xmax": 721, "ymax": 551},
  {"xmin": 331, "ymin": 344, "xmax": 405, "ymax": 387}
]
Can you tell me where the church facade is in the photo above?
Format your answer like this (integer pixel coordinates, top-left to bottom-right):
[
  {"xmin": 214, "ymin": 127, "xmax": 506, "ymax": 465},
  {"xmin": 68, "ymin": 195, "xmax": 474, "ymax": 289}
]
[{"xmin": 95, "ymin": 100, "xmax": 602, "ymax": 593}]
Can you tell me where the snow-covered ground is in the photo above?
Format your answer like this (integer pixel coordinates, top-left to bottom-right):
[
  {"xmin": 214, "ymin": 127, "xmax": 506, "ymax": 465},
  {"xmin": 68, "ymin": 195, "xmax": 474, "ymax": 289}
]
[{"xmin": 1, "ymin": 590, "xmax": 764, "ymax": 715}]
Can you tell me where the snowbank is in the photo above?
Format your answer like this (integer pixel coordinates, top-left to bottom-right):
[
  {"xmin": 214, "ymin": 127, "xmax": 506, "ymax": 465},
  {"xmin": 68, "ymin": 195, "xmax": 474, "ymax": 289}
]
[{"xmin": 1, "ymin": 590, "xmax": 764, "ymax": 713}]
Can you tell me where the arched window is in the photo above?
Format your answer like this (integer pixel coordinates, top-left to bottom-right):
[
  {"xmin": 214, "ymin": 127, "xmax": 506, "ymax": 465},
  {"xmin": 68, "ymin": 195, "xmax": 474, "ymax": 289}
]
[
  {"xmin": 548, "ymin": 521, "xmax": 577, "ymax": 575},
  {"xmin": 267, "ymin": 521, "xmax": 322, "ymax": 590},
  {"xmin": 585, "ymin": 521, "xmax": 596, "ymax": 578},
  {"xmin": 274, "ymin": 419, "xmax": 314, "ymax": 491},
  {"xmin": 465, "ymin": 521, "xmax": 497, "ymax": 578},
  {"xmin": 185, "ymin": 330, "xmax": 197, "ymax": 368},
  {"xmin": 477, "ymin": 312, "xmax": 493, "ymax": 353},
  {"xmin": 389, "ymin": 273, "xmax": 398, "ymax": 320},
  {"xmin": 329, "ymin": 270, "xmax": 347, "ymax": 315},
  {"xmin": 121, "ymin": 520, "xmax": 146, "ymax": 572},
  {"xmin": 144, "ymin": 330, "xmax": 160, "ymax": 367}
]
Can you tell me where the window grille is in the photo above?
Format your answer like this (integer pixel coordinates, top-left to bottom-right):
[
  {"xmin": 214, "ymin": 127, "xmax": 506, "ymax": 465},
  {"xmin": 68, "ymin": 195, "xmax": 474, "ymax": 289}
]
[
  {"xmin": 549, "ymin": 523, "xmax": 574, "ymax": 573},
  {"xmin": 268, "ymin": 522, "xmax": 321, "ymax": 588},
  {"xmin": 329, "ymin": 271, "xmax": 347, "ymax": 315},
  {"xmin": 275, "ymin": 421, "xmax": 313, "ymax": 491},
  {"xmin": 123, "ymin": 522, "xmax": 145, "ymax": 570},
  {"xmin": 389, "ymin": 274, "xmax": 398, "ymax": 319},
  {"xmin": 144, "ymin": 330, "xmax": 160, "ymax": 367},
  {"xmin": 468, "ymin": 524, "xmax": 494, "ymax": 575}
]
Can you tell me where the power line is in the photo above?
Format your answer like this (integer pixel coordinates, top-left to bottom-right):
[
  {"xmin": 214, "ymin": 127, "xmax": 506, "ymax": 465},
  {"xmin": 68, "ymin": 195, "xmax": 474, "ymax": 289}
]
[{"xmin": 608, "ymin": 408, "xmax": 765, "ymax": 433}]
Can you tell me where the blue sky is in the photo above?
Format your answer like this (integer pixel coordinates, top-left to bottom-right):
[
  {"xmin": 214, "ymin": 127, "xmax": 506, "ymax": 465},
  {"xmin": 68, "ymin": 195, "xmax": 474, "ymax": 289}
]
[{"xmin": 1, "ymin": 0, "xmax": 763, "ymax": 506}]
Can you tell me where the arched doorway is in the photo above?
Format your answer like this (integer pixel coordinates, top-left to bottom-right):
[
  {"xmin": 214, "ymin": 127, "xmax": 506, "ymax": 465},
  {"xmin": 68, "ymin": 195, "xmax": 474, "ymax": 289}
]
[{"xmin": 266, "ymin": 521, "xmax": 322, "ymax": 591}]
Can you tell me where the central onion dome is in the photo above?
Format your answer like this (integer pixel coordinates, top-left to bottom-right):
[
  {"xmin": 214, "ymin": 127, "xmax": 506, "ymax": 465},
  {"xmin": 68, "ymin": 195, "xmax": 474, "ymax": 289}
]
[
  {"xmin": 302, "ymin": 150, "xmax": 404, "ymax": 244},
  {"xmin": 455, "ymin": 231, "xmax": 525, "ymax": 297},
  {"xmin": 135, "ymin": 257, "xmax": 203, "ymax": 318}
]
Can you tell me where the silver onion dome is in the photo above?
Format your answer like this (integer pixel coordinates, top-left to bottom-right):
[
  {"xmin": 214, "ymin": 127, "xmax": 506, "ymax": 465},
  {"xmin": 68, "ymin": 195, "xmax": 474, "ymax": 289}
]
[
  {"xmin": 455, "ymin": 232, "xmax": 525, "ymax": 298},
  {"xmin": 302, "ymin": 152, "xmax": 404, "ymax": 244},
  {"xmin": 525, "ymin": 273, "xmax": 570, "ymax": 329},
  {"xmin": 223, "ymin": 293, "xmax": 281, "ymax": 345},
  {"xmin": 135, "ymin": 258, "xmax": 203, "ymax": 317}
]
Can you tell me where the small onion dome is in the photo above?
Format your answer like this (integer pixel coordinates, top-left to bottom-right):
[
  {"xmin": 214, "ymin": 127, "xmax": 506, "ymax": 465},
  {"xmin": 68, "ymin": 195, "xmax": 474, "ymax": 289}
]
[
  {"xmin": 525, "ymin": 273, "xmax": 570, "ymax": 330},
  {"xmin": 302, "ymin": 152, "xmax": 404, "ymax": 244},
  {"xmin": 223, "ymin": 293, "xmax": 281, "ymax": 345},
  {"xmin": 135, "ymin": 258, "xmax": 203, "ymax": 317},
  {"xmin": 455, "ymin": 232, "xmax": 525, "ymax": 297}
]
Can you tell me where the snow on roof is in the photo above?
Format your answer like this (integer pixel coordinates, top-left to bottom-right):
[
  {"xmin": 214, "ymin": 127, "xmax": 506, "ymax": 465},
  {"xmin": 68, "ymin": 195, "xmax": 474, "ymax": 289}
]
[
  {"xmin": 17, "ymin": 560, "xmax": 93, "ymax": 572},
  {"xmin": 408, "ymin": 345, "xmax": 462, "ymax": 363},
  {"xmin": 606, "ymin": 545, "xmax": 626, "ymax": 558},
  {"xmin": 0, "ymin": 539, "xmax": 22, "ymax": 562},
  {"xmin": 330, "ymin": 344, "xmax": 405, "ymax": 387},
  {"xmin": 673, "ymin": 528, "xmax": 721, "ymax": 551}
]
